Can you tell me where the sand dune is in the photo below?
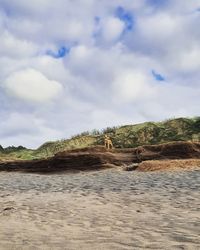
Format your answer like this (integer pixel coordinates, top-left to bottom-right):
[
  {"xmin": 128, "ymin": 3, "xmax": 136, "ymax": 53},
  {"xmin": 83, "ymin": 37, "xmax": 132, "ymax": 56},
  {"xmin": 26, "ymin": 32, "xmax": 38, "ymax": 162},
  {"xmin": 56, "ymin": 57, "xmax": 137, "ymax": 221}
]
[{"xmin": 0, "ymin": 141, "xmax": 200, "ymax": 173}]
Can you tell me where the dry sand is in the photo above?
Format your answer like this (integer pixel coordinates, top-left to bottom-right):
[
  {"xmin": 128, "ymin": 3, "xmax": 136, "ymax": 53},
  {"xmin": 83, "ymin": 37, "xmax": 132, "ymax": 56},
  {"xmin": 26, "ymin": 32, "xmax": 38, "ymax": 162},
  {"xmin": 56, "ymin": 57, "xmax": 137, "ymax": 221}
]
[
  {"xmin": 137, "ymin": 159, "xmax": 200, "ymax": 172},
  {"xmin": 0, "ymin": 169, "xmax": 200, "ymax": 250}
]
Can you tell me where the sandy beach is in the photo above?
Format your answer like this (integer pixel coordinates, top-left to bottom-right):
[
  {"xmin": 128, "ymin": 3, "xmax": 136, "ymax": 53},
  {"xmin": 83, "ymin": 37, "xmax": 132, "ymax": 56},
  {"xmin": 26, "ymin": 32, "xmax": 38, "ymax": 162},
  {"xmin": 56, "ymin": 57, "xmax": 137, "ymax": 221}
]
[{"xmin": 0, "ymin": 169, "xmax": 199, "ymax": 250}]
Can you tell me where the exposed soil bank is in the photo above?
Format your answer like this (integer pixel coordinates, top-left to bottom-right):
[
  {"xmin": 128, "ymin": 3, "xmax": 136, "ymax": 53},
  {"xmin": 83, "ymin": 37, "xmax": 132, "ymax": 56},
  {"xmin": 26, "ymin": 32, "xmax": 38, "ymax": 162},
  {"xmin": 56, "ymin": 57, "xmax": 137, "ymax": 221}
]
[{"xmin": 0, "ymin": 141, "xmax": 200, "ymax": 173}]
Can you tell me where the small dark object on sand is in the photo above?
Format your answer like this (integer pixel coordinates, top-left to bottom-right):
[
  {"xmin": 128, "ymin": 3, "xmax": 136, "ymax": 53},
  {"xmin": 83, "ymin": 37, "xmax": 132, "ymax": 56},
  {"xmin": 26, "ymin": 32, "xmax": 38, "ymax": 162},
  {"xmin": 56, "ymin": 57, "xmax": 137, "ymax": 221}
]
[{"xmin": 122, "ymin": 163, "xmax": 139, "ymax": 171}]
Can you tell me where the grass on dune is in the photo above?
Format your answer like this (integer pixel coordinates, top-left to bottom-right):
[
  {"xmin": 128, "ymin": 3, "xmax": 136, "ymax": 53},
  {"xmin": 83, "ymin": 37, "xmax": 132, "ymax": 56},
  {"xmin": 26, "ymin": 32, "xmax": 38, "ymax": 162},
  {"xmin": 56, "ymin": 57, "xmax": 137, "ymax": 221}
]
[{"xmin": 0, "ymin": 117, "xmax": 200, "ymax": 161}]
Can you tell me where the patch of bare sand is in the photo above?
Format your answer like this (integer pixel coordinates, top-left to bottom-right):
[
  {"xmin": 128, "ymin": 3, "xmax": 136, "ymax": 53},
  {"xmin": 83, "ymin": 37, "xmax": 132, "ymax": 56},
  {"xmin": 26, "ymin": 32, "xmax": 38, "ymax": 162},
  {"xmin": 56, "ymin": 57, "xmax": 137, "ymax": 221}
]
[
  {"xmin": 137, "ymin": 159, "xmax": 200, "ymax": 172},
  {"xmin": 0, "ymin": 172, "xmax": 200, "ymax": 249}
]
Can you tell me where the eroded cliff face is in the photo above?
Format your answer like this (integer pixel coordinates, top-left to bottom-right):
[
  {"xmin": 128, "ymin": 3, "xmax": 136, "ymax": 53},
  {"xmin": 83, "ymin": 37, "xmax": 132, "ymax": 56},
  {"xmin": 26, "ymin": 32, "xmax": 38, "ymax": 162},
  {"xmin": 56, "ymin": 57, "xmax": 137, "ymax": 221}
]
[{"xmin": 0, "ymin": 142, "xmax": 199, "ymax": 173}]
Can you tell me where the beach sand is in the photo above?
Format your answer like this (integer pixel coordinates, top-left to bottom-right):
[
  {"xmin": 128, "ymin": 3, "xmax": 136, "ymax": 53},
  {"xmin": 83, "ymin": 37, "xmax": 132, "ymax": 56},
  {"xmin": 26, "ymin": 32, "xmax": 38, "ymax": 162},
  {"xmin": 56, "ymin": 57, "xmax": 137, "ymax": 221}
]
[{"xmin": 0, "ymin": 169, "xmax": 199, "ymax": 250}]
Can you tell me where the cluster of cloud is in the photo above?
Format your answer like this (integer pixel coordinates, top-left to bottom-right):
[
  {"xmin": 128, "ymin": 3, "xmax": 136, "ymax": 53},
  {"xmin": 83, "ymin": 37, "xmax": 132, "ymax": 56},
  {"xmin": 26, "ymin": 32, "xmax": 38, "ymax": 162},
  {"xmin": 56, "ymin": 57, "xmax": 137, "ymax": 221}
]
[
  {"xmin": 0, "ymin": 0, "xmax": 200, "ymax": 148},
  {"xmin": 3, "ymin": 68, "xmax": 63, "ymax": 102}
]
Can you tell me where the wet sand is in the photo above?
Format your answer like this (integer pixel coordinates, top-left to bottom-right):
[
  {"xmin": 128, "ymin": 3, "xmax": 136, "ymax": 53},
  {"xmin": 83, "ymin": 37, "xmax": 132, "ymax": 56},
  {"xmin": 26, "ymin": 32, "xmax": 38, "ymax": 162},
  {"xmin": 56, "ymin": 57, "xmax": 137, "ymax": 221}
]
[{"xmin": 0, "ymin": 169, "xmax": 200, "ymax": 249}]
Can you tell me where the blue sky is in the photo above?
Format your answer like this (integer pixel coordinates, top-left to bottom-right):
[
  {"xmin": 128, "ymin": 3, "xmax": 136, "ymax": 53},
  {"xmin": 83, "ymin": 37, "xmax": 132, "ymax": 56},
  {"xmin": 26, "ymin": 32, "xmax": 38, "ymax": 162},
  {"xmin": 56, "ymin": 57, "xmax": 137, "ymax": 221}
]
[{"xmin": 0, "ymin": 0, "xmax": 200, "ymax": 148}]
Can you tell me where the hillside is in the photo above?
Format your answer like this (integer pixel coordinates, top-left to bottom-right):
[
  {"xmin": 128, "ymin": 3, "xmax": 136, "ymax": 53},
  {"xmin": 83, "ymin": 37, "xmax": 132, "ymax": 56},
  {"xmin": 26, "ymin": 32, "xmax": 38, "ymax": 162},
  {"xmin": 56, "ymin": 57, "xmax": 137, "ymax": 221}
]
[
  {"xmin": 0, "ymin": 117, "xmax": 200, "ymax": 161},
  {"xmin": 0, "ymin": 142, "xmax": 200, "ymax": 173}
]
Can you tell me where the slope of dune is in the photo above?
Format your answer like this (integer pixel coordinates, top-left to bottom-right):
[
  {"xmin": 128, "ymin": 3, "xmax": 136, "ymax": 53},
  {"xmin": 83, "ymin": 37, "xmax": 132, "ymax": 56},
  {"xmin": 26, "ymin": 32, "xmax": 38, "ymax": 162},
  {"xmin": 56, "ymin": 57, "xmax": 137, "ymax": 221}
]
[
  {"xmin": 0, "ymin": 141, "xmax": 200, "ymax": 173},
  {"xmin": 0, "ymin": 117, "xmax": 199, "ymax": 161}
]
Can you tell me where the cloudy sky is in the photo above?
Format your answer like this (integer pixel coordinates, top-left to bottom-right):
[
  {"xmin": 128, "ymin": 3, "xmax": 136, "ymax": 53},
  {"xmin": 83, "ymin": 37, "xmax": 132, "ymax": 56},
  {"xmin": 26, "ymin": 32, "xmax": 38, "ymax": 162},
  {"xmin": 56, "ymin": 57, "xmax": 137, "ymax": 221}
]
[{"xmin": 0, "ymin": 0, "xmax": 200, "ymax": 148}]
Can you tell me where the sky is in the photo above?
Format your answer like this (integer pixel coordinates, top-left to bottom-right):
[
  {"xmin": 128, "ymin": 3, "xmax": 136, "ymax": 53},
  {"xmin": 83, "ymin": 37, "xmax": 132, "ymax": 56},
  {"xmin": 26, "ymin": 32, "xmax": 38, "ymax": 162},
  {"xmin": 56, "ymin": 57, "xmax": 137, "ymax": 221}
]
[{"xmin": 0, "ymin": 0, "xmax": 200, "ymax": 148}]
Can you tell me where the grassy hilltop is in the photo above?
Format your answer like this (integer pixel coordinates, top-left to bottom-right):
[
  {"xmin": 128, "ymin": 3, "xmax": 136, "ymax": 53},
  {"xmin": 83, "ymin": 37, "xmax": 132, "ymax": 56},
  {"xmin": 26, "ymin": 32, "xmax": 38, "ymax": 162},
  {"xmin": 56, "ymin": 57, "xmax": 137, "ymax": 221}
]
[{"xmin": 0, "ymin": 117, "xmax": 200, "ymax": 161}]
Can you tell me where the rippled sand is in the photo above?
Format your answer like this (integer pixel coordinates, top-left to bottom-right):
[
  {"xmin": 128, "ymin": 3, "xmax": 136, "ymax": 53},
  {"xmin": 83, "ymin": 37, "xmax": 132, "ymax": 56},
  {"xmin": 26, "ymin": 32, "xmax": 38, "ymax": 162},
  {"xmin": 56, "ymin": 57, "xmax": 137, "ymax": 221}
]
[{"xmin": 0, "ymin": 169, "xmax": 200, "ymax": 249}]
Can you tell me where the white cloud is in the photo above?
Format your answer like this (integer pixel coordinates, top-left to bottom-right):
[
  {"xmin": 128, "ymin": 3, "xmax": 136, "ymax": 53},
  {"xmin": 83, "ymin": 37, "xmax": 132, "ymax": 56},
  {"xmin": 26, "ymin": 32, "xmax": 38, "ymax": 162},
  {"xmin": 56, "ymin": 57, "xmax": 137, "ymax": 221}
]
[
  {"xmin": 101, "ymin": 17, "xmax": 125, "ymax": 42},
  {"xmin": 0, "ymin": 0, "xmax": 200, "ymax": 148},
  {"xmin": 138, "ymin": 13, "xmax": 180, "ymax": 41},
  {"xmin": 173, "ymin": 46, "xmax": 200, "ymax": 73},
  {"xmin": 3, "ymin": 68, "xmax": 63, "ymax": 103},
  {"xmin": 167, "ymin": 0, "xmax": 200, "ymax": 13},
  {"xmin": 0, "ymin": 31, "xmax": 38, "ymax": 58},
  {"xmin": 0, "ymin": 112, "xmax": 62, "ymax": 148},
  {"xmin": 0, "ymin": 0, "xmax": 55, "ymax": 16},
  {"xmin": 112, "ymin": 70, "xmax": 156, "ymax": 103},
  {"xmin": 129, "ymin": 5, "xmax": 200, "ymax": 78},
  {"xmin": 7, "ymin": 18, "xmax": 42, "ymax": 41}
]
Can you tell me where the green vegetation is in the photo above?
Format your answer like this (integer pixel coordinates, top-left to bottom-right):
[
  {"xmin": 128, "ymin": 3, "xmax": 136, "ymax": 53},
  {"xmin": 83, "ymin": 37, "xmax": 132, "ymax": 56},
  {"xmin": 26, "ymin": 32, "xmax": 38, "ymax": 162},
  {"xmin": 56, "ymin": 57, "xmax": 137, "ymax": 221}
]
[{"xmin": 0, "ymin": 117, "xmax": 200, "ymax": 161}]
